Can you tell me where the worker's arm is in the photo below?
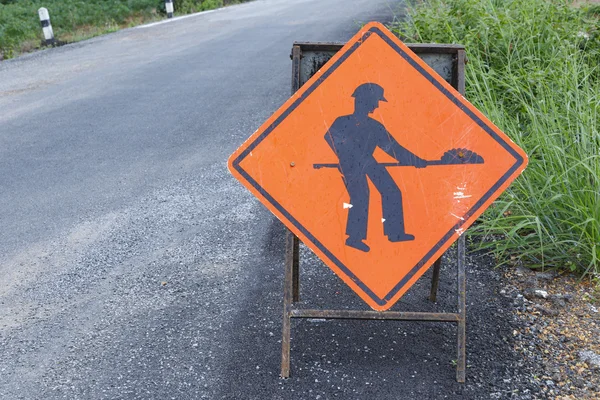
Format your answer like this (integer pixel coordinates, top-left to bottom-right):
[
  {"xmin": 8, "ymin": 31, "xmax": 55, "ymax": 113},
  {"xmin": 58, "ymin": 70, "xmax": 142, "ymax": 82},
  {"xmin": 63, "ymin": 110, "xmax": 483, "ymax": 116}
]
[
  {"xmin": 324, "ymin": 118, "xmax": 344, "ymax": 153},
  {"xmin": 379, "ymin": 128, "xmax": 427, "ymax": 168}
]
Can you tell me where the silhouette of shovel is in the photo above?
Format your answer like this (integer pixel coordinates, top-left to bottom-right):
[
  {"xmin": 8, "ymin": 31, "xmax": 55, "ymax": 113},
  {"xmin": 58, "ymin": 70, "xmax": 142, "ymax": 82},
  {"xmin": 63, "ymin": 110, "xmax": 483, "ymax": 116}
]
[{"xmin": 313, "ymin": 148, "xmax": 484, "ymax": 169}]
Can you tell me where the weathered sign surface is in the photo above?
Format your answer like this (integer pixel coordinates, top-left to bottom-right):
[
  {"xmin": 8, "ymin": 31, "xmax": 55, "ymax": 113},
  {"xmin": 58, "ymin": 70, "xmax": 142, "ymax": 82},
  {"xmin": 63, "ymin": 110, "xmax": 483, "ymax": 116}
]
[{"xmin": 229, "ymin": 22, "xmax": 528, "ymax": 311}]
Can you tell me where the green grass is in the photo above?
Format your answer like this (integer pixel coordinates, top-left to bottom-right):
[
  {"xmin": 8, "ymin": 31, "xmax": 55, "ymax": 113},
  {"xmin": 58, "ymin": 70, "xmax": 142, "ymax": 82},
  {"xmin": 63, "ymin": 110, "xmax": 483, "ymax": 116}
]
[
  {"xmin": 394, "ymin": 0, "xmax": 600, "ymax": 277},
  {"xmin": 0, "ymin": 0, "xmax": 247, "ymax": 59}
]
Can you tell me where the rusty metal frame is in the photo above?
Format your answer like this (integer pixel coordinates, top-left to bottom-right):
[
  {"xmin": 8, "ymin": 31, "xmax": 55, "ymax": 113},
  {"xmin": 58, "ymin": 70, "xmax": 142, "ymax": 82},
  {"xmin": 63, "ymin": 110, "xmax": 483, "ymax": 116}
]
[{"xmin": 282, "ymin": 42, "xmax": 467, "ymax": 383}]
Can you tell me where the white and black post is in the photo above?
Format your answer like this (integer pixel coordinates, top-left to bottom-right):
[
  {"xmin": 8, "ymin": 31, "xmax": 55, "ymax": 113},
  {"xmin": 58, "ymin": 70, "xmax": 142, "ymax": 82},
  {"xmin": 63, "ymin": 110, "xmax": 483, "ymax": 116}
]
[
  {"xmin": 38, "ymin": 7, "xmax": 55, "ymax": 46},
  {"xmin": 165, "ymin": 0, "xmax": 174, "ymax": 18}
]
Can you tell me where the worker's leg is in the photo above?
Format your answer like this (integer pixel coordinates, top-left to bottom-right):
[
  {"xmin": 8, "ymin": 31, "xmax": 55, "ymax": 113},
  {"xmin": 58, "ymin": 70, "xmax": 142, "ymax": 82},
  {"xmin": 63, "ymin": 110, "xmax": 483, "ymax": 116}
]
[
  {"xmin": 368, "ymin": 167, "xmax": 413, "ymax": 241},
  {"xmin": 345, "ymin": 175, "xmax": 370, "ymax": 249}
]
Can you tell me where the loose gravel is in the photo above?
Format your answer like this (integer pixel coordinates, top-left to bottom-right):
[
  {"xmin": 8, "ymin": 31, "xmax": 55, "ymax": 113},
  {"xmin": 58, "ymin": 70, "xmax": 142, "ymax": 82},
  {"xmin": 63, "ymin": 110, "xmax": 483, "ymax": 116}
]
[{"xmin": 503, "ymin": 266, "xmax": 600, "ymax": 399}]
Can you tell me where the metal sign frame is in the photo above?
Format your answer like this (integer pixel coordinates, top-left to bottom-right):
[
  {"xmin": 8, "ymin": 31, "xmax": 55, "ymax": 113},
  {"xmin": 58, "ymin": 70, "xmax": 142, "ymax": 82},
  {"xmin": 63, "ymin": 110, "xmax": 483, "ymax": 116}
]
[{"xmin": 281, "ymin": 41, "xmax": 468, "ymax": 383}]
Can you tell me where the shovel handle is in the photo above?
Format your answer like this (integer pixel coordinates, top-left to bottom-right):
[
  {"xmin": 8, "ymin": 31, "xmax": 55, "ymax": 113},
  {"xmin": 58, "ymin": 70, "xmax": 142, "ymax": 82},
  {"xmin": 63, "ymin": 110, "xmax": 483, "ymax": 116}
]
[{"xmin": 313, "ymin": 160, "xmax": 483, "ymax": 169}]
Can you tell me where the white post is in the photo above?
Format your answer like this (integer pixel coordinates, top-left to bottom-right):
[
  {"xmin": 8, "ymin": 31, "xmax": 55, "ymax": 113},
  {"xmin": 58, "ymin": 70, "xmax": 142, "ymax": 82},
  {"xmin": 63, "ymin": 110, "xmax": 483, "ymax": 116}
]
[
  {"xmin": 165, "ymin": 0, "xmax": 174, "ymax": 18},
  {"xmin": 38, "ymin": 7, "xmax": 55, "ymax": 46}
]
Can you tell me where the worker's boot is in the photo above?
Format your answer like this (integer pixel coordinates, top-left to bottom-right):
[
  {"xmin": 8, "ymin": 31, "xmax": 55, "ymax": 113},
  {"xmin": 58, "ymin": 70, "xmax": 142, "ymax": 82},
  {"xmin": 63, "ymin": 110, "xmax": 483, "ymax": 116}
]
[
  {"xmin": 387, "ymin": 233, "xmax": 415, "ymax": 242},
  {"xmin": 345, "ymin": 238, "xmax": 370, "ymax": 252}
]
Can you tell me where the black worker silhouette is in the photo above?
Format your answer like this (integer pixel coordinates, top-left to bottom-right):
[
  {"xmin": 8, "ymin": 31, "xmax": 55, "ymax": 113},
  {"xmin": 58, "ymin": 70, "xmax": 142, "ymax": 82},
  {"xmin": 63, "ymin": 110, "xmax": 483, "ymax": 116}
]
[{"xmin": 323, "ymin": 83, "xmax": 428, "ymax": 253}]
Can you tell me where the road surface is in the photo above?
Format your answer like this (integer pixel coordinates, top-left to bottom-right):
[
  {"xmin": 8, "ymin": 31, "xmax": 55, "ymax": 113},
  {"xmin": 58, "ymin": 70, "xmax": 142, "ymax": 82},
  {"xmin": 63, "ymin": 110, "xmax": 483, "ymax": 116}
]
[{"xmin": 0, "ymin": 1, "xmax": 539, "ymax": 398}]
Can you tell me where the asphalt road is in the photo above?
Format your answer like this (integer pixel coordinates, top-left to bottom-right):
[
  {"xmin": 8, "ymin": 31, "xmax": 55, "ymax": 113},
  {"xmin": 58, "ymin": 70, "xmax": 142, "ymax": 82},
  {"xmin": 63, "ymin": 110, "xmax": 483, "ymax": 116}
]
[{"xmin": 0, "ymin": 1, "xmax": 541, "ymax": 399}]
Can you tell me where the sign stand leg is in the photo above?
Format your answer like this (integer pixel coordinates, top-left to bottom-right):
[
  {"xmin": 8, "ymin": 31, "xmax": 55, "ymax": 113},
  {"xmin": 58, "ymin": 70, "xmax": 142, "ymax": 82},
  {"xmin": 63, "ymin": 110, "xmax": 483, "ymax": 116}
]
[
  {"xmin": 429, "ymin": 257, "xmax": 442, "ymax": 302},
  {"xmin": 455, "ymin": 47, "xmax": 467, "ymax": 383},
  {"xmin": 292, "ymin": 236, "xmax": 300, "ymax": 302},
  {"xmin": 281, "ymin": 44, "xmax": 302, "ymax": 379},
  {"xmin": 456, "ymin": 234, "xmax": 467, "ymax": 383},
  {"xmin": 281, "ymin": 229, "xmax": 295, "ymax": 378}
]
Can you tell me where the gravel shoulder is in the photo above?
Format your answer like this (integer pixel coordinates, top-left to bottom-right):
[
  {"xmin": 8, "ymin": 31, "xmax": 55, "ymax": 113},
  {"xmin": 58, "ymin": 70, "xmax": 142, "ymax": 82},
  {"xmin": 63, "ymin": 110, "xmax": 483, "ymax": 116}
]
[
  {"xmin": 504, "ymin": 266, "xmax": 600, "ymax": 399},
  {"xmin": 216, "ymin": 232, "xmax": 545, "ymax": 399}
]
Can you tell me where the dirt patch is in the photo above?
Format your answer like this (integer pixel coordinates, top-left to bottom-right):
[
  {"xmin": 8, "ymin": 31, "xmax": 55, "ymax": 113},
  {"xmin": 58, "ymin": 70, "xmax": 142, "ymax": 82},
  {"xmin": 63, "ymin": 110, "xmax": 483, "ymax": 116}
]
[{"xmin": 503, "ymin": 267, "xmax": 600, "ymax": 399}]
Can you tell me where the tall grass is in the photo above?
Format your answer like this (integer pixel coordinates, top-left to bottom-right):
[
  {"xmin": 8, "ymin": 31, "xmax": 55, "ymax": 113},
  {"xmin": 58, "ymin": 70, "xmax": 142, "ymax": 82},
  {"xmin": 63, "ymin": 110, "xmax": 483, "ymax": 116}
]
[{"xmin": 395, "ymin": 0, "xmax": 599, "ymax": 276}]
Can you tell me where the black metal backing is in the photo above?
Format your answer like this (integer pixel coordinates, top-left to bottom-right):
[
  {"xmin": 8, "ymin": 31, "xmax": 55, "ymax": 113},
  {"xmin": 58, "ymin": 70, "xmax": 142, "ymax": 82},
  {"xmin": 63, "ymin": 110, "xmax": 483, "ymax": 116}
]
[{"xmin": 281, "ymin": 42, "xmax": 468, "ymax": 383}]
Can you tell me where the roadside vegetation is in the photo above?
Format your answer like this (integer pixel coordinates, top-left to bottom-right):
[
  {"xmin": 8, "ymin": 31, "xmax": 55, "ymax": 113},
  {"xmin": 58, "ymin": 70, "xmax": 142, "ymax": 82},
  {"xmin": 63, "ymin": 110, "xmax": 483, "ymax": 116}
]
[
  {"xmin": 396, "ymin": 0, "xmax": 599, "ymax": 277},
  {"xmin": 0, "ymin": 0, "xmax": 247, "ymax": 60}
]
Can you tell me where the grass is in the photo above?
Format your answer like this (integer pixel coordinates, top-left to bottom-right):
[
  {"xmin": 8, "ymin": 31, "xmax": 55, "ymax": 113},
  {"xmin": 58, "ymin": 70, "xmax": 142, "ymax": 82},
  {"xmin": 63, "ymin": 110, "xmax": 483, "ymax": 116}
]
[
  {"xmin": 394, "ymin": 0, "xmax": 600, "ymax": 277},
  {"xmin": 0, "ymin": 0, "xmax": 247, "ymax": 60}
]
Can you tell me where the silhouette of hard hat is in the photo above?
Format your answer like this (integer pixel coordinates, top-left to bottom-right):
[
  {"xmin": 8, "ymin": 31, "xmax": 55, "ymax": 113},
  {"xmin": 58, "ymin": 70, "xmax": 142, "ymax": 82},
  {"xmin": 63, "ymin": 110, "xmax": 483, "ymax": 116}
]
[{"xmin": 351, "ymin": 83, "xmax": 387, "ymax": 102}]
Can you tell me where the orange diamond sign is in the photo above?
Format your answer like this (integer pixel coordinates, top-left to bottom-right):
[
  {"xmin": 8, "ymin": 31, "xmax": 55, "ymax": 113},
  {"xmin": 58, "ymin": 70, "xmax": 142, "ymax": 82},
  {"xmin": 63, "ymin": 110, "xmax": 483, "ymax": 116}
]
[{"xmin": 228, "ymin": 22, "xmax": 528, "ymax": 311}]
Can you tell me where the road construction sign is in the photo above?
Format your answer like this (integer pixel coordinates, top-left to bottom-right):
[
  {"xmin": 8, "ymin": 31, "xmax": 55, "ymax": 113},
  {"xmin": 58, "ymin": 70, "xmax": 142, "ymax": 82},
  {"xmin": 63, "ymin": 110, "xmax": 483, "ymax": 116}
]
[{"xmin": 228, "ymin": 22, "xmax": 528, "ymax": 311}]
